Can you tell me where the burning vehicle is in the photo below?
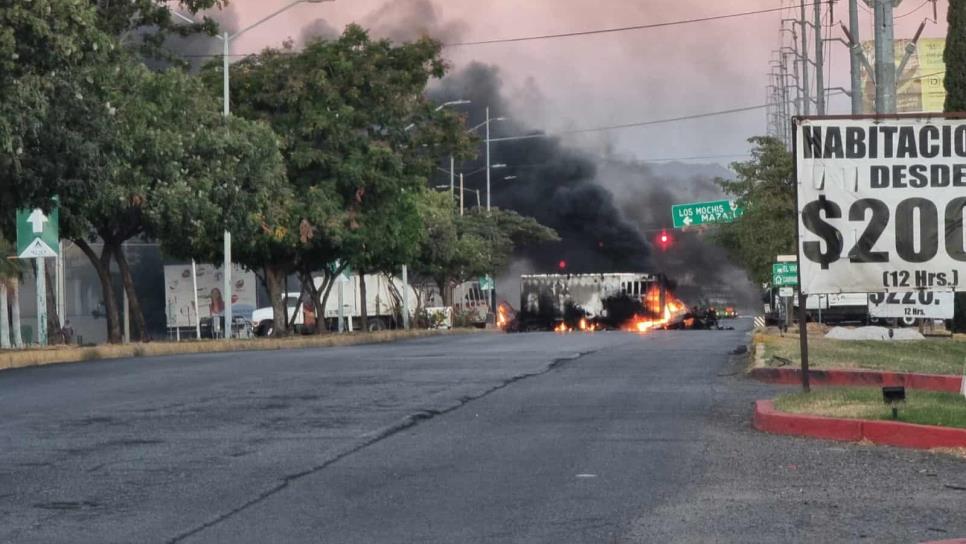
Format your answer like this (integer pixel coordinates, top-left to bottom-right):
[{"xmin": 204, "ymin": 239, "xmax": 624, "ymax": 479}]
[{"xmin": 504, "ymin": 273, "xmax": 693, "ymax": 332}]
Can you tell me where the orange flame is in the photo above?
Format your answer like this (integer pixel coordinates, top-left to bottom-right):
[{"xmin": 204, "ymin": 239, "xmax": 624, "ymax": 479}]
[
  {"xmin": 624, "ymin": 284, "xmax": 688, "ymax": 334},
  {"xmin": 497, "ymin": 303, "xmax": 510, "ymax": 330}
]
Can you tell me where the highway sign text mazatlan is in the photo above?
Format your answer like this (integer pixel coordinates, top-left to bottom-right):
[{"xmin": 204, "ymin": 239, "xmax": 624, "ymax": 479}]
[{"xmin": 671, "ymin": 200, "xmax": 743, "ymax": 229}]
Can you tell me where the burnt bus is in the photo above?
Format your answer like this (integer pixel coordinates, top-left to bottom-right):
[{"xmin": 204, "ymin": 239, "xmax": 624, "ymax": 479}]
[{"xmin": 516, "ymin": 273, "xmax": 668, "ymax": 331}]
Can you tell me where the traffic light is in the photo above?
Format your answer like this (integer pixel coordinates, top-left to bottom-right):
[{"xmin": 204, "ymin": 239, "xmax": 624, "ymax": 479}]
[
  {"xmin": 657, "ymin": 230, "xmax": 672, "ymax": 251},
  {"xmin": 558, "ymin": 259, "xmax": 567, "ymax": 270}
]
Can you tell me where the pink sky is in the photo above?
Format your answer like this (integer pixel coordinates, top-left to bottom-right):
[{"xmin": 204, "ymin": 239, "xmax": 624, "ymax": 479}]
[{"xmin": 224, "ymin": 0, "xmax": 951, "ymax": 163}]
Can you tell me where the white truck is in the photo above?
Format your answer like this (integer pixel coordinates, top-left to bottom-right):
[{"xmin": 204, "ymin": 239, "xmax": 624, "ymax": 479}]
[{"xmin": 251, "ymin": 274, "xmax": 417, "ymax": 336}]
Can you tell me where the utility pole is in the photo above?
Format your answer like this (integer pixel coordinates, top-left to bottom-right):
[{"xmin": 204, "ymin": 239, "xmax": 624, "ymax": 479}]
[
  {"xmin": 849, "ymin": 0, "xmax": 863, "ymax": 113},
  {"xmin": 873, "ymin": 0, "xmax": 900, "ymax": 113},
  {"xmin": 814, "ymin": 0, "xmax": 825, "ymax": 115},
  {"xmin": 459, "ymin": 173, "xmax": 465, "ymax": 216},
  {"xmin": 449, "ymin": 155, "xmax": 455, "ymax": 195},
  {"xmin": 800, "ymin": 0, "xmax": 811, "ymax": 115},
  {"xmin": 485, "ymin": 106, "xmax": 492, "ymax": 212}
]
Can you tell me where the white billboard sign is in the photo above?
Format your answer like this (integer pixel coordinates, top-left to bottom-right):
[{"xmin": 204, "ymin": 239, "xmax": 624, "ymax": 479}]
[
  {"xmin": 795, "ymin": 115, "xmax": 966, "ymax": 295},
  {"xmin": 868, "ymin": 291, "xmax": 955, "ymax": 319},
  {"xmin": 164, "ymin": 264, "xmax": 257, "ymax": 328}
]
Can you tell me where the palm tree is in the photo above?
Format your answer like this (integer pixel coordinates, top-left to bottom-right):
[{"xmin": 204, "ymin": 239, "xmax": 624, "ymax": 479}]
[{"xmin": 0, "ymin": 237, "xmax": 25, "ymax": 348}]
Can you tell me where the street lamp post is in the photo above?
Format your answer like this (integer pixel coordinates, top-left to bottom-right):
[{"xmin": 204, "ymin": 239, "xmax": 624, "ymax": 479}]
[{"xmin": 174, "ymin": 0, "xmax": 333, "ymax": 339}]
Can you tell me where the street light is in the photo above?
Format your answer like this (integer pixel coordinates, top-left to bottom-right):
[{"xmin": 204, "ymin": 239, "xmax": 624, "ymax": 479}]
[{"xmin": 173, "ymin": 0, "xmax": 335, "ymax": 339}]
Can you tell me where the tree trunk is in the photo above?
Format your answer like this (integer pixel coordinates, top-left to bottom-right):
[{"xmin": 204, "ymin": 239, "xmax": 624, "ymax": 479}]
[
  {"xmin": 317, "ymin": 274, "xmax": 337, "ymax": 334},
  {"xmin": 436, "ymin": 277, "xmax": 452, "ymax": 307},
  {"xmin": 10, "ymin": 276, "xmax": 22, "ymax": 348},
  {"xmin": 75, "ymin": 239, "xmax": 122, "ymax": 344},
  {"xmin": 114, "ymin": 248, "xmax": 148, "ymax": 342},
  {"xmin": 43, "ymin": 260, "xmax": 61, "ymax": 343},
  {"xmin": 0, "ymin": 281, "xmax": 10, "ymax": 349},
  {"xmin": 358, "ymin": 268, "xmax": 369, "ymax": 332},
  {"xmin": 264, "ymin": 265, "xmax": 289, "ymax": 337}
]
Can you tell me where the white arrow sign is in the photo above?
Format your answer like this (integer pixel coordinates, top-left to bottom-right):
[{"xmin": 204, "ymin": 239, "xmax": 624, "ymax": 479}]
[
  {"xmin": 27, "ymin": 209, "xmax": 48, "ymax": 234},
  {"xmin": 682, "ymin": 215, "xmax": 693, "ymax": 226}
]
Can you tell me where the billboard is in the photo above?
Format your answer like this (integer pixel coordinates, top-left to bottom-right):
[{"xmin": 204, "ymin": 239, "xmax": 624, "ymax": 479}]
[
  {"xmin": 861, "ymin": 38, "xmax": 946, "ymax": 113},
  {"xmin": 163, "ymin": 264, "xmax": 257, "ymax": 328},
  {"xmin": 794, "ymin": 115, "xmax": 965, "ymax": 295},
  {"xmin": 868, "ymin": 291, "xmax": 955, "ymax": 319}
]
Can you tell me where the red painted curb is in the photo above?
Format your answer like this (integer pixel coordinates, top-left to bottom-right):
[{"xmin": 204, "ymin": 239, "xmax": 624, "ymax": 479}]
[
  {"xmin": 753, "ymin": 400, "xmax": 966, "ymax": 450},
  {"xmin": 749, "ymin": 367, "xmax": 963, "ymax": 393}
]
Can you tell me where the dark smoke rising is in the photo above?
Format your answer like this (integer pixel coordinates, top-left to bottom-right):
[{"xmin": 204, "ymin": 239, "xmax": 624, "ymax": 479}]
[
  {"xmin": 429, "ymin": 63, "xmax": 650, "ymax": 274},
  {"xmin": 595, "ymin": 159, "xmax": 760, "ymax": 312},
  {"xmin": 360, "ymin": 0, "xmax": 468, "ymax": 44},
  {"xmin": 152, "ymin": 6, "xmax": 240, "ymax": 71}
]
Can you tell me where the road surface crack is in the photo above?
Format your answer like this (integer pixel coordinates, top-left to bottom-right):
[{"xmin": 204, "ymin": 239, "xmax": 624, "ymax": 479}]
[{"xmin": 166, "ymin": 350, "xmax": 596, "ymax": 543}]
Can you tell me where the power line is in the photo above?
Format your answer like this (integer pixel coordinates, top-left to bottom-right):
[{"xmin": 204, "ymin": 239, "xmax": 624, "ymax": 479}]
[
  {"xmin": 488, "ymin": 104, "xmax": 771, "ymax": 143},
  {"xmin": 895, "ymin": 0, "xmax": 931, "ymax": 18},
  {"xmin": 444, "ymin": 2, "xmax": 827, "ymax": 47},
  {"xmin": 176, "ymin": 2, "xmax": 828, "ymax": 58}
]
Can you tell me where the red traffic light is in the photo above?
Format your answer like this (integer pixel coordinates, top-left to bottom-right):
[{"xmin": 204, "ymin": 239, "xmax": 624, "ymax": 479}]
[
  {"xmin": 558, "ymin": 259, "xmax": 567, "ymax": 270},
  {"xmin": 657, "ymin": 230, "xmax": 672, "ymax": 251}
]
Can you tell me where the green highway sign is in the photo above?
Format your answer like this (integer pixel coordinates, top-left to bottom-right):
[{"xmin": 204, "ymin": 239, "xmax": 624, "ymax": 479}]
[
  {"xmin": 16, "ymin": 205, "xmax": 59, "ymax": 258},
  {"xmin": 479, "ymin": 275, "xmax": 495, "ymax": 291},
  {"xmin": 671, "ymin": 199, "xmax": 743, "ymax": 229},
  {"xmin": 772, "ymin": 262, "xmax": 798, "ymax": 287}
]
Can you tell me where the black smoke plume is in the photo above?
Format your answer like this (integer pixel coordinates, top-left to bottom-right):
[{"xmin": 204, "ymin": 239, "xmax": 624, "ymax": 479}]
[{"xmin": 429, "ymin": 63, "xmax": 650, "ymax": 274}]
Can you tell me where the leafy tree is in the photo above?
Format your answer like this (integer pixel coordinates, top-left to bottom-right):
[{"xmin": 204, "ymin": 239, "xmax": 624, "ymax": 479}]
[
  {"xmin": 412, "ymin": 192, "xmax": 559, "ymax": 305},
  {"xmin": 149, "ymin": 115, "xmax": 298, "ymax": 336},
  {"xmin": 90, "ymin": 0, "xmax": 225, "ymax": 62},
  {"xmin": 0, "ymin": 0, "xmax": 113, "ymax": 212},
  {"xmin": 714, "ymin": 136, "xmax": 795, "ymax": 285},
  {"xmin": 217, "ymin": 26, "xmax": 476, "ymax": 332}
]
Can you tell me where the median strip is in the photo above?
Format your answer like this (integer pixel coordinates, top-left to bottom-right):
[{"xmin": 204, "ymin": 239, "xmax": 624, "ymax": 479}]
[
  {"xmin": 754, "ymin": 392, "xmax": 966, "ymax": 450},
  {"xmin": 0, "ymin": 329, "xmax": 482, "ymax": 372}
]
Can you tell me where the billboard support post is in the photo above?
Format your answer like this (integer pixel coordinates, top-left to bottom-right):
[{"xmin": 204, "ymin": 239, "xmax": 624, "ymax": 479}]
[{"xmin": 792, "ymin": 117, "xmax": 809, "ymax": 392}]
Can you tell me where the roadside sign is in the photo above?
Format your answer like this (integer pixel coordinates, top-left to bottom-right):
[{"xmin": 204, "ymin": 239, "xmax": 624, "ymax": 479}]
[
  {"xmin": 479, "ymin": 275, "xmax": 494, "ymax": 291},
  {"xmin": 779, "ymin": 287, "xmax": 794, "ymax": 297},
  {"xmin": 868, "ymin": 291, "xmax": 955, "ymax": 320},
  {"xmin": 795, "ymin": 115, "xmax": 965, "ymax": 294},
  {"xmin": 16, "ymin": 205, "xmax": 59, "ymax": 258},
  {"xmin": 776, "ymin": 254, "xmax": 797, "ymax": 262},
  {"xmin": 772, "ymin": 262, "xmax": 798, "ymax": 287},
  {"xmin": 328, "ymin": 260, "xmax": 352, "ymax": 282},
  {"xmin": 671, "ymin": 200, "xmax": 743, "ymax": 229}
]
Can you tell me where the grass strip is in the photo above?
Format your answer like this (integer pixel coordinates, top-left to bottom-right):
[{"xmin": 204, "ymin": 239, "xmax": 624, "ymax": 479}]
[
  {"xmin": 758, "ymin": 331, "xmax": 966, "ymax": 376},
  {"xmin": 774, "ymin": 387, "xmax": 966, "ymax": 429}
]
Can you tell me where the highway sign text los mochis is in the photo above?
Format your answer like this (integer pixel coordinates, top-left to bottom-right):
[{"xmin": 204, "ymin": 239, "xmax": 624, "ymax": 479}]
[
  {"xmin": 772, "ymin": 262, "xmax": 798, "ymax": 287},
  {"xmin": 671, "ymin": 200, "xmax": 743, "ymax": 229},
  {"xmin": 16, "ymin": 205, "xmax": 59, "ymax": 259}
]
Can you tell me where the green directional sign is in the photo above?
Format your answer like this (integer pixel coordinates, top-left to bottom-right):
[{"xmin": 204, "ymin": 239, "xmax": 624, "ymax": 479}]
[
  {"xmin": 479, "ymin": 275, "xmax": 495, "ymax": 291},
  {"xmin": 671, "ymin": 199, "xmax": 743, "ymax": 229},
  {"xmin": 16, "ymin": 205, "xmax": 59, "ymax": 258},
  {"xmin": 772, "ymin": 262, "xmax": 799, "ymax": 287}
]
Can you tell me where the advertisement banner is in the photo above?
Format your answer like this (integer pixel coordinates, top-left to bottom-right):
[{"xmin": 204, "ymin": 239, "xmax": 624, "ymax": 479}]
[
  {"xmin": 164, "ymin": 264, "xmax": 257, "ymax": 328},
  {"xmin": 861, "ymin": 38, "xmax": 946, "ymax": 113},
  {"xmin": 795, "ymin": 115, "xmax": 966, "ymax": 295},
  {"xmin": 868, "ymin": 291, "xmax": 955, "ymax": 319}
]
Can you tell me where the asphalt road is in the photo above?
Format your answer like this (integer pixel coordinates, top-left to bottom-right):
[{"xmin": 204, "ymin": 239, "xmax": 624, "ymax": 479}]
[{"xmin": 1, "ymin": 323, "xmax": 965, "ymax": 543}]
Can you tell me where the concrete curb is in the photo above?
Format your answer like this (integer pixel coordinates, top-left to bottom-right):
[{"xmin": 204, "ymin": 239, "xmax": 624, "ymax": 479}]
[
  {"xmin": 749, "ymin": 367, "xmax": 963, "ymax": 393},
  {"xmin": 920, "ymin": 539, "xmax": 966, "ymax": 543},
  {"xmin": 753, "ymin": 400, "xmax": 966, "ymax": 450},
  {"xmin": 0, "ymin": 329, "xmax": 484, "ymax": 372}
]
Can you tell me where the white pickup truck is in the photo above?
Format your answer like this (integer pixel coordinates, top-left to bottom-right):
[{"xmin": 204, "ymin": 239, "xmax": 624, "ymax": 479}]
[{"xmin": 251, "ymin": 274, "xmax": 417, "ymax": 336}]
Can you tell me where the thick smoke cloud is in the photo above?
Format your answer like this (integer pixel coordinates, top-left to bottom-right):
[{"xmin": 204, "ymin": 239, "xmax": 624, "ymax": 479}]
[
  {"xmin": 596, "ymin": 160, "xmax": 761, "ymax": 311},
  {"xmin": 429, "ymin": 63, "xmax": 651, "ymax": 275},
  {"xmin": 360, "ymin": 0, "xmax": 468, "ymax": 44}
]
